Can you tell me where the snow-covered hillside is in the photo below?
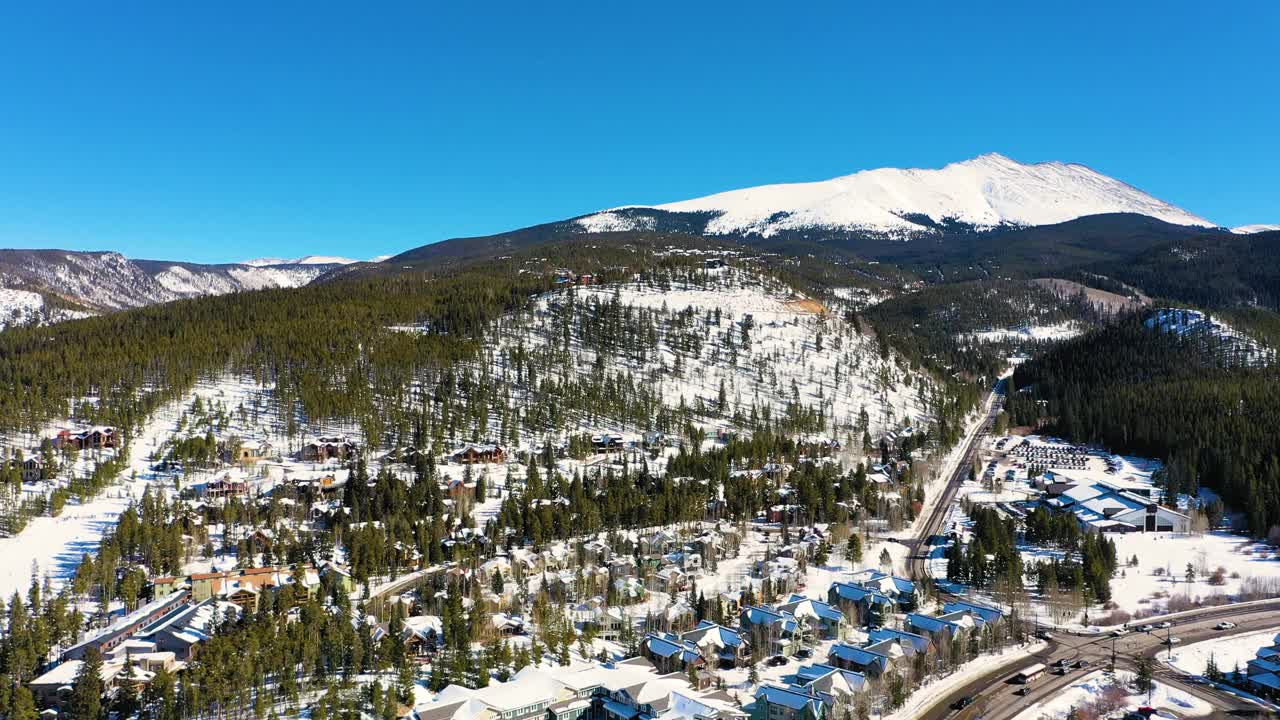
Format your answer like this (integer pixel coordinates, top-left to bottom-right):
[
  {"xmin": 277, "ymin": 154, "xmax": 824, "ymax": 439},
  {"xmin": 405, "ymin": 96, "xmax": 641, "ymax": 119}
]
[
  {"xmin": 1145, "ymin": 307, "xmax": 1275, "ymax": 367},
  {"xmin": 477, "ymin": 268, "xmax": 933, "ymax": 448},
  {"xmin": 0, "ymin": 288, "xmax": 93, "ymax": 330},
  {"xmin": 577, "ymin": 153, "xmax": 1214, "ymax": 238},
  {"xmin": 0, "ymin": 249, "xmax": 345, "ymax": 322}
]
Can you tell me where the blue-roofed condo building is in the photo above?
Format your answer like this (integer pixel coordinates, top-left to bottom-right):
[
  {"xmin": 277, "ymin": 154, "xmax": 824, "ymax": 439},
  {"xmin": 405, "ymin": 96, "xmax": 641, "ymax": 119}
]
[
  {"xmin": 639, "ymin": 634, "xmax": 704, "ymax": 674},
  {"xmin": 740, "ymin": 606, "xmax": 800, "ymax": 658},
  {"xmin": 680, "ymin": 621, "xmax": 752, "ymax": 668},
  {"xmin": 750, "ymin": 685, "xmax": 827, "ymax": 720},
  {"xmin": 826, "ymin": 582, "xmax": 894, "ymax": 628},
  {"xmin": 776, "ymin": 595, "xmax": 847, "ymax": 642},
  {"xmin": 826, "ymin": 644, "xmax": 893, "ymax": 678}
]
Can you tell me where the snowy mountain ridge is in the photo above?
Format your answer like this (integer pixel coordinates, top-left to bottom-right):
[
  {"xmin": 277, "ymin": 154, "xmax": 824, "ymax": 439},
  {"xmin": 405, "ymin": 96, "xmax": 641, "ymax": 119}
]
[
  {"xmin": 0, "ymin": 249, "xmax": 347, "ymax": 325},
  {"xmin": 576, "ymin": 153, "xmax": 1216, "ymax": 238},
  {"xmin": 1232, "ymin": 224, "xmax": 1280, "ymax": 235},
  {"xmin": 241, "ymin": 255, "xmax": 361, "ymax": 266}
]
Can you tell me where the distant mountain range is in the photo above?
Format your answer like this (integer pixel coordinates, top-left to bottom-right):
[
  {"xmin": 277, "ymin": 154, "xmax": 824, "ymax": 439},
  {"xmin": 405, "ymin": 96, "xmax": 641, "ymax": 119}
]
[
  {"xmin": 0, "ymin": 250, "xmax": 351, "ymax": 327},
  {"xmin": 1, "ymin": 153, "xmax": 1275, "ymax": 325}
]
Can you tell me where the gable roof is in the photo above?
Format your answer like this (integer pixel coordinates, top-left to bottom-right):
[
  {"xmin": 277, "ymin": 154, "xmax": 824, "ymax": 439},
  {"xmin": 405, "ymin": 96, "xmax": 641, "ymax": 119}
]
[
  {"xmin": 682, "ymin": 621, "xmax": 745, "ymax": 650},
  {"xmin": 828, "ymin": 644, "xmax": 889, "ymax": 670},
  {"xmin": 868, "ymin": 628, "xmax": 930, "ymax": 653},
  {"xmin": 742, "ymin": 605, "xmax": 798, "ymax": 633},
  {"xmin": 778, "ymin": 595, "xmax": 844, "ymax": 623},
  {"xmin": 942, "ymin": 600, "xmax": 1003, "ymax": 624},
  {"xmin": 755, "ymin": 685, "xmax": 825, "ymax": 714},
  {"xmin": 829, "ymin": 582, "xmax": 893, "ymax": 607}
]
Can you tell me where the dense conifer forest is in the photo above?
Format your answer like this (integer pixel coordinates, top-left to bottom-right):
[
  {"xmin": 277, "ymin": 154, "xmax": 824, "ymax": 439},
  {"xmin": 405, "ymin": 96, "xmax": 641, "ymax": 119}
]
[{"xmin": 1007, "ymin": 318, "xmax": 1280, "ymax": 536}]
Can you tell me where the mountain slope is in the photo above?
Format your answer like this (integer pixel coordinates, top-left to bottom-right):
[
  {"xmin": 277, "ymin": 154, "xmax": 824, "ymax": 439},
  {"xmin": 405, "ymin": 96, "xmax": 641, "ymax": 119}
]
[
  {"xmin": 1233, "ymin": 224, "xmax": 1280, "ymax": 235},
  {"xmin": 579, "ymin": 153, "xmax": 1214, "ymax": 237},
  {"xmin": 0, "ymin": 249, "xmax": 343, "ymax": 320},
  {"xmin": 382, "ymin": 154, "xmax": 1221, "ymax": 280}
]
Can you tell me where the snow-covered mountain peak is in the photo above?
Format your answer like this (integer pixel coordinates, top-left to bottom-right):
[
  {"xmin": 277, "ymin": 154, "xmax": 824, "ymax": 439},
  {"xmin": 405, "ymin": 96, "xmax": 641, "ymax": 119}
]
[
  {"xmin": 577, "ymin": 154, "xmax": 1214, "ymax": 238},
  {"xmin": 242, "ymin": 255, "xmax": 358, "ymax": 267},
  {"xmin": 1232, "ymin": 224, "xmax": 1280, "ymax": 235}
]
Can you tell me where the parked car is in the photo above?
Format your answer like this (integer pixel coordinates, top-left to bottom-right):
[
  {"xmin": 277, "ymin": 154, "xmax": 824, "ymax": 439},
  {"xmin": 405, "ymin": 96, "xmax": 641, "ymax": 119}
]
[
  {"xmin": 1111, "ymin": 628, "xmax": 1129, "ymax": 637},
  {"xmin": 1156, "ymin": 621, "xmax": 1172, "ymax": 629},
  {"xmin": 1076, "ymin": 659, "xmax": 1090, "ymax": 669},
  {"xmin": 1139, "ymin": 624, "xmax": 1154, "ymax": 632},
  {"xmin": 766, "ymin": 655, "xmax": 788, "ymax": 667}
]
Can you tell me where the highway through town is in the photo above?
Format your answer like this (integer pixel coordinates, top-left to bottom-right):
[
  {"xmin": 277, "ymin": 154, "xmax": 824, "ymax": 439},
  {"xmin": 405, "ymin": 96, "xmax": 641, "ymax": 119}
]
[
  {"xmin": 904, "ymin": 379, "xmax": 1280, "ymax": 718},
  {"xmin": 920, "ymin": 600, "xmax": 1280, "ymax": 719}
]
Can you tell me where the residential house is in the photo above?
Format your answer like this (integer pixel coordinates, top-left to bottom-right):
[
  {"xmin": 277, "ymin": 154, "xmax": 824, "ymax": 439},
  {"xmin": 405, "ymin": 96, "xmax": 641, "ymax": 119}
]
[
  {"xmin": 204, "ymin": 476, "xmax": 249, "ymax": 500},
  {"xmin": 826, "ymin": 582, "xmax": 894, "ymax": 626},
  {"xmin": 230, "ymin": 439, "xmax": 273, "ymax": 465},
  {"xmin": 776, "ymin": 595, "xmax": 846, "ymax": 641},
  {"xmin": 791, "ymin": 664, "xmax": 867, "ymax": 701},
  {"xmin": 299, "ymin": 436, "xmax": 357, "ymax": 462},
  {"xmin": 403, "ymin": 615, "xmax": 444, "ymax": 657},
  {"xmin": 749, "ymin": 685, "xmax": 826, "ymax": 720},
  {"xmin": 30, "ymin": 659, "xmax": 123, "ymax": 710},
  {"xmin": 17, "ymin": 457, "xmax": 43, "ymax": 482},
  {"xmin": 826, "ymin": 644, "xmax": 892, "ymax": 678},
  {"xmin": 640, "ymin": 634, "xmax": 703, "ymax": 674},
  {"xmin": 680, "ymin": 621, "xmax": 750, "ymax": 668},
  {"xmin": 55, "ymin": 426, "xmax": 118, "ymax": 451},
  {"xmin": 451, "ymin": 443, "xmax": 507, "ymax": 465},
  {"xmin": 866, "ymin": 628, "xmax": 931, "ymax": 656},
  {"xmin": 941, "ymin": 601, "xmax": 1003, "ymax": 625},
  {"xmin": 739, "ymin": 606, "xmax": 798, "ymax": 658}
]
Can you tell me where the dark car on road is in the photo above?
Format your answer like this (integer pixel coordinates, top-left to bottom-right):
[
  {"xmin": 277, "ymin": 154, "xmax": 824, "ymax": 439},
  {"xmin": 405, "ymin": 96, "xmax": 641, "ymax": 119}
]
[{"xmin": 951, "ymin": 697, "xmax": 975, "ymax": 710}]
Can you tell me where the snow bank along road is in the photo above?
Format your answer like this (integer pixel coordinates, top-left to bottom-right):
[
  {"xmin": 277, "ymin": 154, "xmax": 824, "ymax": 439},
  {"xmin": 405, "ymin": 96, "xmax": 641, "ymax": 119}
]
[{"xmin": 917, "ymin": 599, "xmax": 1280, "ymax": 720}]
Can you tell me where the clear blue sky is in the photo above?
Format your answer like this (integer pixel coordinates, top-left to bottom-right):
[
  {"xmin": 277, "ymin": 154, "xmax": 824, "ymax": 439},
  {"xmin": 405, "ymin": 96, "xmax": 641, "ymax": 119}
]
[{"xmin": 0, "ymin": 2, "xmax": 1276, "ymax": 264}]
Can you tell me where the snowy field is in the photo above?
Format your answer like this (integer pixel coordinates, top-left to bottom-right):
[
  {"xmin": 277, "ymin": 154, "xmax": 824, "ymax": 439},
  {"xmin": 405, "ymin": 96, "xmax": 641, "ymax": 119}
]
[
  {"xmin": 1012, "ymin": 670, "xmax": 1213, "ymax": 720},
  {"xmin": 928, "ymin": 433, "xmax": 1280, "ymax": 625},
  {"xmin": 1167, "ymin": 627, "xmax": 1280, "ymax": 677},
  {"xmin": 963, "ymin": 322, "xmax": 1084, "ymax": 344}
]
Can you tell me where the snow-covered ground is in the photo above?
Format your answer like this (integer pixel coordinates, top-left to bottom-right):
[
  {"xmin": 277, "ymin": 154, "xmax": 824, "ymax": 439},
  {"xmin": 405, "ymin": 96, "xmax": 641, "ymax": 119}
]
[
  {"xmin": 0, "ymin": 382, "xmax": 231, "ymax": 598},
  {"xmin": 0, "ymin": 375, "xmax": 356, "ymax": 598},
  {"xmin": 1167, "ymin": 627, "xmax": 1280, "ymax": 677},
  {"xmin": 1145, "ymin": 307, "xmax": 1275, "ymax": 367},
  {"xmin": 928, "ymin": 433, "xmax": 1280, "ymax": 625},
  {"xmin": 963, "ymin": 322, "xmax": 1084, "ymax": 344},
  {"xmin": 0, "ymin": 287, "xmax": 91, "ymax": 329},
  {"xmin": 1012, "ymin": 670, "xmax": 1214, "ymax": 720},
  {"xmin": 490, "ymin": 269, "xmax": 932, "ymax": 446}
]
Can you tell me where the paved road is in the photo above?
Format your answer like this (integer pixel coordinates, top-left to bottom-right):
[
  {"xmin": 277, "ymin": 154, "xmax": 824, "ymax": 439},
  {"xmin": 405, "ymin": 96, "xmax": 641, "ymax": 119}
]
[
  {"xmin": 900, "ymin": 380, "xmax": 1280, "ymax": 718},
  {"xmin": 906, "ymin": 380, "xmax": 1005, "ymax": 585},
  {"xmin": 919, "ymin": 600, "xmax": 1280, "ymax": 720}
]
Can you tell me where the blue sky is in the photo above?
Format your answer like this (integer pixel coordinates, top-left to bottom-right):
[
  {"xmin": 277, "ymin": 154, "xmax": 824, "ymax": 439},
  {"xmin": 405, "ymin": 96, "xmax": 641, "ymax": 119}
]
[{"xmin": 0, "ymin": 2, "xmax": 1276, "ymax": 263}]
